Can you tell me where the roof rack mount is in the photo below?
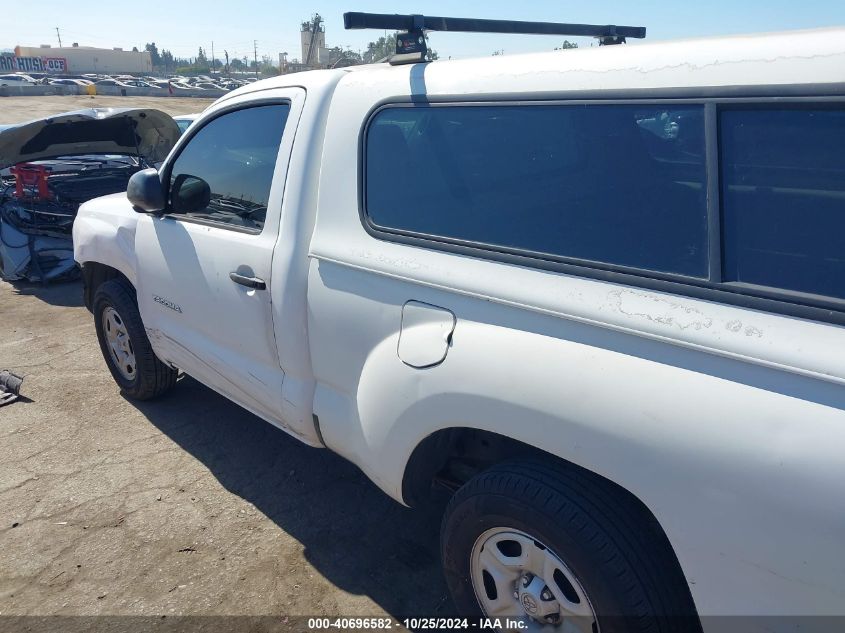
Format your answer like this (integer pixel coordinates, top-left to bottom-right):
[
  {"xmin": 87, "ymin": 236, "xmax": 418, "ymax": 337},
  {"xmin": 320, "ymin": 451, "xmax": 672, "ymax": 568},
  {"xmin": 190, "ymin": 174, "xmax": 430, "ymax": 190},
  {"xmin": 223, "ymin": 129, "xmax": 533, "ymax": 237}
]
[{"xmin": 344, "ymin": 12, "xmax": 647, "ymax": 64}]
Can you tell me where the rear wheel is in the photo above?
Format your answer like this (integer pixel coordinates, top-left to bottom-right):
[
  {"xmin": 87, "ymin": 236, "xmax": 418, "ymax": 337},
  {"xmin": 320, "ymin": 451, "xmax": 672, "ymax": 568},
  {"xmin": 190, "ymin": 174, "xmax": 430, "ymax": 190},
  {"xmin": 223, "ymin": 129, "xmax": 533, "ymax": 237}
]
[
  {"xmin": 441, "ymin": 460, "xmax": 701, "ymax": 633},
  {"xmin": 93, "ymin": 279, "xmax": 177, "ymax": 400}
]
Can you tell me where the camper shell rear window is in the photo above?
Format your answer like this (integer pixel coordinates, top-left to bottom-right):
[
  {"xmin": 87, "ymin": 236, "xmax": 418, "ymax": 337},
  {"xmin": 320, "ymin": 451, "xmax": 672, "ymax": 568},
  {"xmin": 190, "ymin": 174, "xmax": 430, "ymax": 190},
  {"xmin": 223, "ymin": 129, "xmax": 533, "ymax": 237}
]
[{"xmin": 363, "ymin": 99, "xmax": 845, "ymax": 320}]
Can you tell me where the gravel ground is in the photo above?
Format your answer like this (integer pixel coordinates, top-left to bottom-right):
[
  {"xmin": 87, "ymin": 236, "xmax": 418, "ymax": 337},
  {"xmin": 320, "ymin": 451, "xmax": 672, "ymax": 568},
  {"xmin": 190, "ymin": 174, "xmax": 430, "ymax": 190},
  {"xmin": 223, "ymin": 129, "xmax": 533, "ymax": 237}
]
[
  {"xmin": 0, "ymin": 96, "xmax": 217, "ymax": 124},
  {"xmin": 0, "ymin": 279, "xmax": 451, "ymax": 628}
]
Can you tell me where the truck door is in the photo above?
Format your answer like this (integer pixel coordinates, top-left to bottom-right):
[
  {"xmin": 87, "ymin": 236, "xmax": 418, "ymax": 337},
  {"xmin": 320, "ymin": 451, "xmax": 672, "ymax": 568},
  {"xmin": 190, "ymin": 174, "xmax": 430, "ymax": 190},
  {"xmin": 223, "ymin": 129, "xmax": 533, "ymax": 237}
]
[{"xmin": 134, "ymin": 89, "xmax": 304, "ymax": 425}]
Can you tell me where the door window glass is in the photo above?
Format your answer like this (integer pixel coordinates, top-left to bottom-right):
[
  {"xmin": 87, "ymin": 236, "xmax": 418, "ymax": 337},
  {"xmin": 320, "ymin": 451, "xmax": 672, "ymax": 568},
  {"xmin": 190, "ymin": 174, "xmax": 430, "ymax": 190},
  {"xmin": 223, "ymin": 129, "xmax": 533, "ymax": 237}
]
[{"xmin": 168, "ymin": 104, "xmax": 290, "ymax": 231}]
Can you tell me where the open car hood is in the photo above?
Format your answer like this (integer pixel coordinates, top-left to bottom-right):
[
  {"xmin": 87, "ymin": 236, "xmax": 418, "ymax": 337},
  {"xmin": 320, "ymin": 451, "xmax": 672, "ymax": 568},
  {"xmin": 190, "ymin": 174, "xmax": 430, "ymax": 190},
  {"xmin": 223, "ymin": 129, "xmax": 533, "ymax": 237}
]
[{"xmin": 0, "ymin": 108, "xmax": 180, "ymax": 170}]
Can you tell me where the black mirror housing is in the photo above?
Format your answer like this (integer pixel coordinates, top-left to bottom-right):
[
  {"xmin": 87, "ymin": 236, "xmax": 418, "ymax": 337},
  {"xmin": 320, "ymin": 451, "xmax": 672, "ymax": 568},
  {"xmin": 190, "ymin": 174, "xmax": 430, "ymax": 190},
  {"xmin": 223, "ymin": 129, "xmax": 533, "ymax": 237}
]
[{"xmin": 127, "ymin": 168, "xmax": 166, "ymax": 213}]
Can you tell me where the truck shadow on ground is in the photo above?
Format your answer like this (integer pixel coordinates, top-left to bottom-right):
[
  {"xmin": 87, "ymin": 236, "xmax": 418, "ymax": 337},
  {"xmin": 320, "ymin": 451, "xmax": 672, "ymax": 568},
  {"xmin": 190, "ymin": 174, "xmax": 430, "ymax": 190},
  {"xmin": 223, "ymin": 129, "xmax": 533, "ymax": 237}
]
[
  {"xmin": 6, "ymin": 279, "xmax": 84, "ymax": 308},
  {"xmin": 127, "ymin": 374, "xmax": 456, "ymax": 620}
]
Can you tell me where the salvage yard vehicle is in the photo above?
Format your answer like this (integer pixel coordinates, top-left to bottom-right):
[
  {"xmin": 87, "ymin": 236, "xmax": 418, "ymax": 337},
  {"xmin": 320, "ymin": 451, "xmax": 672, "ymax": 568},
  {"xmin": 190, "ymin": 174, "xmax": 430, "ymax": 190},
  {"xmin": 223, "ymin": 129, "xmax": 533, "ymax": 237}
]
[
  {"xmin": 195, "ymin": 82, "xmax": 227, "ymax": 91},
  {"xmin": 48, "ymin": 78, "xmax": 91, "ymax": 87},
  {"xmin": 72, "ymin": 13, "xmax": 845, "ymax": 633},
  {"xmin": 0, "ymin": 74, "xmax": 36, "ymax": 86},
  {"xmin": 0, "ymin": 108, "xmax": 179, "ymax": 282},
  {"xmin": 124, "ymin": 79, "xmax": 162, "ymax": 89},
  {"xmin": 94, "ymin": 78, "xmax": 133, "ymax": 88},
  {"xmin": 172, "ymin": 114, "xmax": 200, "ymax": 134}
]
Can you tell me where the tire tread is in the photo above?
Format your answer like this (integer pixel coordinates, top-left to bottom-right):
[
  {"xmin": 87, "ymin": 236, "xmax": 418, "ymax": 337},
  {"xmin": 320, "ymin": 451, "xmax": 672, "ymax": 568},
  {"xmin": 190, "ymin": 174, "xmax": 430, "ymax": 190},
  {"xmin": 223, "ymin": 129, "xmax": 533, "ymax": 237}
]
[
  {"xmin": 93, "ymin": 279, "xmax": 177, "ymax": 400},
  {"xmin": 441, "ymin": 459, "xmax": 701, "ymax": 633}
]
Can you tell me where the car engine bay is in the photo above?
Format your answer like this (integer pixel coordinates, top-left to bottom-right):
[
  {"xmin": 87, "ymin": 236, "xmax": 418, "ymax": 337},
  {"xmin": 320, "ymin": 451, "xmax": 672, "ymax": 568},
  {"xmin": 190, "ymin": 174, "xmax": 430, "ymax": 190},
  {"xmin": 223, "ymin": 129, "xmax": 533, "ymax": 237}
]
[{"xmin": 0, "ymin": 157, "xmax": 141, "ymax": 282}]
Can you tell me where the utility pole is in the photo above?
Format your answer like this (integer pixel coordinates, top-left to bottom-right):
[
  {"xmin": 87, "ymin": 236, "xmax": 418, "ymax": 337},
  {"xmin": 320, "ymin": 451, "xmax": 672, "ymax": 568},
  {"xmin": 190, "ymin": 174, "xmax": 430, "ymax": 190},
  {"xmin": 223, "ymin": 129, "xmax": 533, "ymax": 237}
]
[
  {"xmin": 211, "ymin": 41, "xmax": 215, "ymax": 76},
  {"xmin": 55, "ymin": 27, "xmax": 62, "ymax": 47},
  {"xmin": 253, "ymin": 40, "xmax": 258, "ymax": 77}
]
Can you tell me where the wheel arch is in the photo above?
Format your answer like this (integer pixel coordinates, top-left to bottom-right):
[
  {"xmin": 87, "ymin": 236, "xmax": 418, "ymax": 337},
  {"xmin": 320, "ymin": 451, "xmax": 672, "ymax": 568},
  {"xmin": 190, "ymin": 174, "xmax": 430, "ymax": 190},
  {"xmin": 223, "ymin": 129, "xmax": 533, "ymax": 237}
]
[
  {"xmin": 80, "ymin": 261, "xmax": 133, "ymax": 311},
  {"xmin": 401, "ymin": 426, "xmax": 701, "ymax": 620}
]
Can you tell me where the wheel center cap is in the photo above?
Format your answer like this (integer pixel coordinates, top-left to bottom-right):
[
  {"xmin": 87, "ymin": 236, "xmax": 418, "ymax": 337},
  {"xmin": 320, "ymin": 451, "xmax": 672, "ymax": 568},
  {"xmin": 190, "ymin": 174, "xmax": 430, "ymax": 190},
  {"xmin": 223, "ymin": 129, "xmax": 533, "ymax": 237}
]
[
  {"xmin": 520, "ymin": 593, "xmax": 539, "ymax": 615},
  {"xmin": 518, "ymin": 574, "xmax": 560, "ymax": 621}
]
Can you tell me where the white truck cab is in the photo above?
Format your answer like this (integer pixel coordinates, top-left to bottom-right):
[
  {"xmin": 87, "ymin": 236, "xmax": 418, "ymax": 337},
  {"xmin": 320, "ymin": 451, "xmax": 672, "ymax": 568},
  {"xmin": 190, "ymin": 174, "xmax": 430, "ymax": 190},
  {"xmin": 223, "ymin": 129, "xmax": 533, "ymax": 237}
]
[{"xmin": 73, "ymin": 19, "xmax": 845, "ymax": 633}]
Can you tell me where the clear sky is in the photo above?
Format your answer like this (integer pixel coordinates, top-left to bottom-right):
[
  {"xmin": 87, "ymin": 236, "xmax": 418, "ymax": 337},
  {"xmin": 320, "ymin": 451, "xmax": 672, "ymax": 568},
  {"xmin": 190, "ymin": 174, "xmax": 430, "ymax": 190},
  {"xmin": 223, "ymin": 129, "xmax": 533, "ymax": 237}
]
[{"xmin": 3, "ymin": 0, "xmax": 845, "ymax": 62}]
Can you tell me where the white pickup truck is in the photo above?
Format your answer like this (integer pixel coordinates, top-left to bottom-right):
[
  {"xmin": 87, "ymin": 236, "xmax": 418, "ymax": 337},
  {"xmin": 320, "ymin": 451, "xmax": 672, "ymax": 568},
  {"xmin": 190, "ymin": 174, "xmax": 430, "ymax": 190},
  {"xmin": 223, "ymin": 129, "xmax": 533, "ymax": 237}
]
[{"xmin": 72, "ymin": 23, "xmax": 845, "ymax": 633}]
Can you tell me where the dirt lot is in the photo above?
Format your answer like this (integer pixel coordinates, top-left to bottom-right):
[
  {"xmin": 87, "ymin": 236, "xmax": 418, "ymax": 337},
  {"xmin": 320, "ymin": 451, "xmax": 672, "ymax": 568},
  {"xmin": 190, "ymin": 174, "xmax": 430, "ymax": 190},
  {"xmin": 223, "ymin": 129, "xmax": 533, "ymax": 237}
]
[
  {"xmin": 0, "ymin": 95, "xmax": 216, "ymax": 124},
  {"xmin": 0, "ymin": 279, "xmax": 451, "ymax": 627}
]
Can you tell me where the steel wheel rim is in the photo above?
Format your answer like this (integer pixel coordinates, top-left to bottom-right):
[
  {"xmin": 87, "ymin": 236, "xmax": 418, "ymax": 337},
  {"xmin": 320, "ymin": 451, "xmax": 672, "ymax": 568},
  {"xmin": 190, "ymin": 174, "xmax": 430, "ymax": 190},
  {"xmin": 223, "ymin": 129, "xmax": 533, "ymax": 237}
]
[
  {"xmin": 470, "ymin": 527, "xmax": 598, "ymax": 633},
  {"xmin": 102, "ymin": 306, "xmax": 136, "ymax": 381}
]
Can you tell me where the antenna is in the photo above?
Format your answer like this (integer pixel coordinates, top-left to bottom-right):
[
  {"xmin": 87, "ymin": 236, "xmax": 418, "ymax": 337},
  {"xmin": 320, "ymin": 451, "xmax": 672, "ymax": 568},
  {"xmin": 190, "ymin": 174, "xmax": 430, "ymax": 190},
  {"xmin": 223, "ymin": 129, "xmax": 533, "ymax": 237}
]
[{"xmin": 344, "ymin": 12, "xmax": 647, "ymax": 64}]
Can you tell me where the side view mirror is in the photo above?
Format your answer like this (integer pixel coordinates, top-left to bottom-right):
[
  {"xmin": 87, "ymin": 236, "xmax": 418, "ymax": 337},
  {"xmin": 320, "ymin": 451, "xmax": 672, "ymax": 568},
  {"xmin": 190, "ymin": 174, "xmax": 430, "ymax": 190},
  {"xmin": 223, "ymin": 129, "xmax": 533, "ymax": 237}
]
[
  {"xmin": 171, "ymin": 173, "xmax": 211, "ymax": 213},
  {"xmin": 127, "ymin": 168, "xmax": 165, "ymax": 213}
]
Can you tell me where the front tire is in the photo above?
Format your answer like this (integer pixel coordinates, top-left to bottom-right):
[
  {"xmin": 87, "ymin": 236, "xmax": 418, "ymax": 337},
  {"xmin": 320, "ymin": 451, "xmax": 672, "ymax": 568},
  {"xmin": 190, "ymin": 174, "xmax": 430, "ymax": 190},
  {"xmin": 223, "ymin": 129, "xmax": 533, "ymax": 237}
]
[
  {"xmin": 93, "ymin": 279, "xmax": 177, "ymax": 400},
  {"xmin": 441, "ymin": 460, "xmax": 701, "ymax": 633}
]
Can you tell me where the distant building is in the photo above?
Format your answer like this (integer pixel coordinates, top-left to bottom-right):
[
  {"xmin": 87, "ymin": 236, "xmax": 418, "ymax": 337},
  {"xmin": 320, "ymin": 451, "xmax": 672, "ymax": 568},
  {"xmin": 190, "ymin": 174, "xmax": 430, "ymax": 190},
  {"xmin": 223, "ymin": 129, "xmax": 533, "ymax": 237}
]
[
  {"xmin": 300, "ymin": 14, "xmax": 330, "ymax": 69},
  {"xmin": 11, "ymin": 44, "xmax": 152, "ymax": 74}
]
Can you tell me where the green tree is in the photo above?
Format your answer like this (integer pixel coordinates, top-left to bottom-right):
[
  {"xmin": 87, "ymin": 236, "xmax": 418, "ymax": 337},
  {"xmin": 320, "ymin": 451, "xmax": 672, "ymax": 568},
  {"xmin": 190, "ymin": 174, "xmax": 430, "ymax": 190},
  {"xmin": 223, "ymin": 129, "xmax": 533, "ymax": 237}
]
[
  {"xmin": 160, "ymin": 49, "xmax": 174, "ymax": 73},
  {"xmin": 258, "ymin": 54, "xmax": 279, "ymax": 76},
  {"xmin": 144, "ymin": 42, "xmax": 161, "ymax": 67},
  {"xmin": 364, "ymin": 32, "xmax": 438, "ymax": 63},
  {"xmin": 328, "ymin": 46, "xmax": 362, "ymax": 68},
  {"xmin": 364, "ymin": 34, "xmax": 396, "ymax": 63}
]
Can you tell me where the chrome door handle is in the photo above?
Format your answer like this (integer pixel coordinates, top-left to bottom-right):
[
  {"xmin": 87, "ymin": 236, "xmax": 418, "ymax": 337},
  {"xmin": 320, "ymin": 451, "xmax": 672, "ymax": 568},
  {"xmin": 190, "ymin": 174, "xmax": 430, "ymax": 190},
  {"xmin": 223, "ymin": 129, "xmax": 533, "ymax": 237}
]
[{"xmin": 229, "ymin": 272, "xmax": 266, "ymax": 290}]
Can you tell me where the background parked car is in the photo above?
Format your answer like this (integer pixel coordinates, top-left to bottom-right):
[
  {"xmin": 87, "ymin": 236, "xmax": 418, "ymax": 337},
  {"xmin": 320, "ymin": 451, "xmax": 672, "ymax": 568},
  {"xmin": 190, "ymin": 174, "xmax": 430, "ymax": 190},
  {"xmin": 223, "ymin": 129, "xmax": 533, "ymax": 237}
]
[
  {"xmin": 194, "ymin": 82, "xmax": 226, "ymax": 90},
  {"xmin": 124, "ymin": 80, "xmax": 161, "ymax": 89},
  {"xmin": 94, "ymin": 79, "xmax": 132, "ymax": 88},
  {"xmin": 172, "ymin": 113, "xmax": 200, "ymax": 134},
  {"xmin": 0, "ymin": 108, "xmax": 180, "ymax": 283},
  {"xmin": 0, "ymin": 74, "xmax": 36, "ymax": 87},
  {"xmin": 48, "ymin": 78, "xmax": 89, "ymax": 87},
  {"xmin": 156, "ymin": 79, "xmax": 192, "ymax": 90}
]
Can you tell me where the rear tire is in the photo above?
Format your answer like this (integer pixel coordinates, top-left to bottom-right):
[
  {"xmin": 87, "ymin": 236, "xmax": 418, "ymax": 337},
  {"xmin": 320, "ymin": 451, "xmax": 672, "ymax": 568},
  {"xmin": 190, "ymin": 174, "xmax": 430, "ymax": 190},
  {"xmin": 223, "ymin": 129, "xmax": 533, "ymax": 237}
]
[
  {"xmin": 93, "ymin": 278, "xmax": 177, "ymax": 400},
  {"xmin": 441, "ymin": 460, "xmax": 701, "ymax": 633}
]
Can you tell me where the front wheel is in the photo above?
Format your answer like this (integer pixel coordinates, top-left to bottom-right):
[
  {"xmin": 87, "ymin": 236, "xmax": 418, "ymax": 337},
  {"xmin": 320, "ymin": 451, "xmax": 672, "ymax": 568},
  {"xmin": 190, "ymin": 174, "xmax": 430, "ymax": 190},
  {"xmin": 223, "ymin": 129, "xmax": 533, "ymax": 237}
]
[
  {"xmin": 441, "ymin": 460, "xmax": 701, "ymax": 633},
  {"xmin": 93, "ymin": 279, "xmax": 177, "ymax": 400}
]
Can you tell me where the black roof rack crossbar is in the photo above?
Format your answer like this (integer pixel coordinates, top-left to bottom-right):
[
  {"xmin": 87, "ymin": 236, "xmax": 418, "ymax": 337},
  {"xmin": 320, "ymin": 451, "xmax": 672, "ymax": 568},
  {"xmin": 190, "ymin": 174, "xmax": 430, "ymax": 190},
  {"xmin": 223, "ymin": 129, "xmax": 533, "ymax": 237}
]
[{"xmin": 343, "ymin": 12, "xmax": 646, "ymax": 40}]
